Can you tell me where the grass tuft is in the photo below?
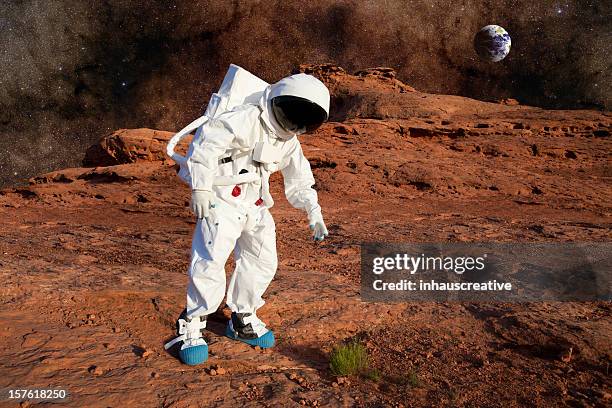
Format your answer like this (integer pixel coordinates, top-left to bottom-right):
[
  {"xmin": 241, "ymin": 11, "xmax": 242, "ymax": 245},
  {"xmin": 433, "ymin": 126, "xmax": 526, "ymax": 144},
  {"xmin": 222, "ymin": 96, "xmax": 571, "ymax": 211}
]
[
  {"xmin": 329, "ymin": 342, "xmax": 369, "ymax": 376},
  {"xmin": 407, "ymin": 370, "xmax": 420, "ymax": 387},
  {"xmin": 364, "ymin": 368, "xmax": 381, "ymax": 382}
]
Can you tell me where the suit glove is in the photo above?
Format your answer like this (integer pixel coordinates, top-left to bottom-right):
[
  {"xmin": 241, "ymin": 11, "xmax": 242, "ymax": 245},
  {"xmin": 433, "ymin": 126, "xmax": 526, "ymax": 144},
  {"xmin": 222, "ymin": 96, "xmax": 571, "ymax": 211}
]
[
  {"xmin": 191, "ymin": 189, "xmax": 216, "ymax": 219},
  {"xmin": 308, "ymin": 208, "xmax": 329, "ymax": 242}
]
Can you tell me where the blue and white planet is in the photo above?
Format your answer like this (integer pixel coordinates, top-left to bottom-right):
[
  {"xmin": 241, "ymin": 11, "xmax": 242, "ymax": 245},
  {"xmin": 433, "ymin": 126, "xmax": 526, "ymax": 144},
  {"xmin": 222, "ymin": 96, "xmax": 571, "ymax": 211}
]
[{"xmin": 474, "ymin": 25, "xmax": 512, "ymax": 62}]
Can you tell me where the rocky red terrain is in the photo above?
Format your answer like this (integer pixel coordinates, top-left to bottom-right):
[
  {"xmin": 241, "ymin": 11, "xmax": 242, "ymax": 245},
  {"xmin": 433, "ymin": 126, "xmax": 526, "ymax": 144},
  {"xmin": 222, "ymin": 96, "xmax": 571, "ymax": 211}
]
[{"xmin": 0, "ymin": 65, "xmax": 610, "ymax": 407}]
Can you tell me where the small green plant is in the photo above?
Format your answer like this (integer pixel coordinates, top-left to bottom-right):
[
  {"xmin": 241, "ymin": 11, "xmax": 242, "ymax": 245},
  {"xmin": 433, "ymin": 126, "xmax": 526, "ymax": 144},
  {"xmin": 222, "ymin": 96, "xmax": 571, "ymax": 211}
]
[
  {"xmin": 364, "ymin": 368, "xmax": 381, "ymax": 382},
  {"xmin": 407, "ymin": 370, "xmax": 420, "ymax": 387},
  {"xmin": 329, "ymin": 342, "xmax": 369, "ymax": 376}
]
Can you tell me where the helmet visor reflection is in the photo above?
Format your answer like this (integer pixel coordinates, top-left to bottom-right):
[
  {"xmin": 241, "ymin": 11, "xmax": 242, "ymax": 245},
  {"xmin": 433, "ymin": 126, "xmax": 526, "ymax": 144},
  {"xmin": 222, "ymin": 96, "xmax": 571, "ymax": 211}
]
[{"xmin": 271, "ymin": 95, "xmax": 328, "ymax": 133}]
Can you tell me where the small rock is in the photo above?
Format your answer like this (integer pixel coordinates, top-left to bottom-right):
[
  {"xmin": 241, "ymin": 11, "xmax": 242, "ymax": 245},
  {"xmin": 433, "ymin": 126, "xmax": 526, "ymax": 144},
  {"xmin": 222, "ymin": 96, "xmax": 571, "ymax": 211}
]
[
  {"xmin": 288, "ymin": 373, "xmax": 297, "ymax": 380},
  {"xmin": 141, "ymin": 349, "xmax": 152, "ymax": 358},
  {"xmin": 209, "ymin": 369, "xmax": 217, "ymax": 376},
  {"xmin": 87, "ymin": 314, "xmax": 96, "ymax": 320},
  {"xmin": 565, "ymin": 150, "xmax": 577, "ymax": 159},
  {"xmin": 256, "ymin": 364, "xmax": 275, "ymax": 371},
  {"xmin": 500, "ymin": 98, "xmax": 519, "ymax": 106},
  {"xmin": 299, "ymin": 400, "xmax": 306, "ymax": 405},
  {"xmin": 102, "ymin": 343, "xmax": 110, "ymax": 349},
  {"xmin": 216, "ymin": 367, "xmax": 226, "ymax": 375},
  {"xmin": 88, "ymin": 365, "xmax": 103, "ymax": 376},
  {"xmin": 560, "ymin": 347, "xmax": 573, "ymax": 363},
  {"xmin": 112, "ymin": 327, "xmax": 121, "ymax": 333},
  {"xmin": 332, "ymin": 382, "xmax": 339, "ymax": 388},
  {"xmin": 151, "ymin": 372, "xmax": 159, "ymax": 379}
]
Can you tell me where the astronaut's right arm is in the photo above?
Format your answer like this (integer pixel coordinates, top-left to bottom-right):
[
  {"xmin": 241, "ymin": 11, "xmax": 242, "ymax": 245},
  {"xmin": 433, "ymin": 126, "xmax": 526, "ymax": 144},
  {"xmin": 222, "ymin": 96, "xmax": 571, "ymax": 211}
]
[
  {"xmin": 186, "ymin": 119, "xmax": 235, "ymax": 218},
  {"xmin": 186, "ymin": 118, "xmax": 236, "ymax": 191}
]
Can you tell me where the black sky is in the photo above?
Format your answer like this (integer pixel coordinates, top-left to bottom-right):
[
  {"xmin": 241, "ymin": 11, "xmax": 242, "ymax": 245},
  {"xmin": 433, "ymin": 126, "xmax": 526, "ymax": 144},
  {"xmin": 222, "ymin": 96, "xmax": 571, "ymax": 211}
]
[{"xmin": 0, "ymin": 0, "xmax": 609, "ymax": 186}]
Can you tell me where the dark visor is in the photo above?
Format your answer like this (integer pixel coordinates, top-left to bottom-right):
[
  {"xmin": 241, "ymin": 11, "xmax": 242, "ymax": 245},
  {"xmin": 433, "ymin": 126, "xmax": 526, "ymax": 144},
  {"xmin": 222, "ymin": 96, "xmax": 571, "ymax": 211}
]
[{"xmin": 271, "ymin": 95, "xmax": 328, "ymax": 133}]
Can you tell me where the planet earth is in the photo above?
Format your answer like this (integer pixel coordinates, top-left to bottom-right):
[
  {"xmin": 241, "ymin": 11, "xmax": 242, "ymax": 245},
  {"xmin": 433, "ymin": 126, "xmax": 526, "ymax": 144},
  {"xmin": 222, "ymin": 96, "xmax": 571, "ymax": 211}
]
[{"xmin": 474, "ymin": 25, "xmax": 512, "ymax": 62}]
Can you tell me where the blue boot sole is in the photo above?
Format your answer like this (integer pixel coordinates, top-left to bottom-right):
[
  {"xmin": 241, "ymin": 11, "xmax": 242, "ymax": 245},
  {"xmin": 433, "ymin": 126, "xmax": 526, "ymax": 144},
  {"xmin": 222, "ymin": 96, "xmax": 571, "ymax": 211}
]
[
  {"xmin": 225, "ymin": 324, "xmax": 275, "ymax": 348},
  {"xmin": 179, "ymin": 344, "xmax": 209, "ymax": 366}
]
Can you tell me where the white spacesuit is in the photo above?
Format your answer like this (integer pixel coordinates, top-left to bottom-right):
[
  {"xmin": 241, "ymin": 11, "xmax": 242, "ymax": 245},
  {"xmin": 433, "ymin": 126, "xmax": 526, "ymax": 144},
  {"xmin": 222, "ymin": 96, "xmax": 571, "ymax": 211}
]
[{"xmin": 165, "ymin": 73, "xmax": 330, "ymax": 365}]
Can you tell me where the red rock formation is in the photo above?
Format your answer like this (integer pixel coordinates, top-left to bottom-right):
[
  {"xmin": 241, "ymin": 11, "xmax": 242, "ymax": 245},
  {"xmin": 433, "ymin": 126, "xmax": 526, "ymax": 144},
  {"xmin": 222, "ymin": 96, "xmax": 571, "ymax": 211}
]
[{"xmin": 83, "ymin": 128, "xmax": 191, "ymax": 166}]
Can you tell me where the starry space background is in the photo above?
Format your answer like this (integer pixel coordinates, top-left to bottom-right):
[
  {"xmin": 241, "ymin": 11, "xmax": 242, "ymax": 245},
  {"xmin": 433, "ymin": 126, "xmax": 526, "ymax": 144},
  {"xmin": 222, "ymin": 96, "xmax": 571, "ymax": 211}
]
[{"xmin": 0, "ymin": 0, "xmax": 609, "ymax": 186}]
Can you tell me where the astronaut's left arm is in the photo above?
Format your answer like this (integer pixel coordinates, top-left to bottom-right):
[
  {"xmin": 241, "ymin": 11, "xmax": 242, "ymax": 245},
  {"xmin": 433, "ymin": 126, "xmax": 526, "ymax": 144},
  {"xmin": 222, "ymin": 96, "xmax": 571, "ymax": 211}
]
[
  {"xmin": 280, "ymin": 139, "xmax": 328, "ymax": 241},
  {"xmin": 185, "ymin": 117, "xmax": 236, "ymax": 219}
]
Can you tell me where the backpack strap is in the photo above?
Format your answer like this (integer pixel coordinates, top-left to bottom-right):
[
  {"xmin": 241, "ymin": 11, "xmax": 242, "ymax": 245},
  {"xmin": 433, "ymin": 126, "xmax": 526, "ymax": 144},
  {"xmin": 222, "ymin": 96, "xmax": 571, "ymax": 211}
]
[{"xmin": 166, "ymin": 114, "xmax": 210, "ymax": 164}]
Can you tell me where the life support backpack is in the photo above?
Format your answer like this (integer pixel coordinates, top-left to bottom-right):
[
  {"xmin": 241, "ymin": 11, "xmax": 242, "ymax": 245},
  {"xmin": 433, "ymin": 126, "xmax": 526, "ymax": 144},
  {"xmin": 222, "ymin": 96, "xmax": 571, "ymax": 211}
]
[{"xmin": 166, "ymin": 64, "xmax": 270, "ymax": 185}]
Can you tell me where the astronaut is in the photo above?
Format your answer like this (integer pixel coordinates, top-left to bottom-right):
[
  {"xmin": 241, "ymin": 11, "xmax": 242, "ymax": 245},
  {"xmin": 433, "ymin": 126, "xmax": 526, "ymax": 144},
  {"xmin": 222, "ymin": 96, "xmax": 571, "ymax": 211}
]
[{"xmin": 165, "ymin": 73, "xmax": 330, "ymax": 365}]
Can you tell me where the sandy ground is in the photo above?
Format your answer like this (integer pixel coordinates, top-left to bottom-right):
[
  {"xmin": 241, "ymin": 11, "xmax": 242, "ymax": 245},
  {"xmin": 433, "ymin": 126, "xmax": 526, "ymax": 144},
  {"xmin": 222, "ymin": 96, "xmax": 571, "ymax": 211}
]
[{"xmin": 0, "ymin": 65, "xmax": 610, "ymax": 407}]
